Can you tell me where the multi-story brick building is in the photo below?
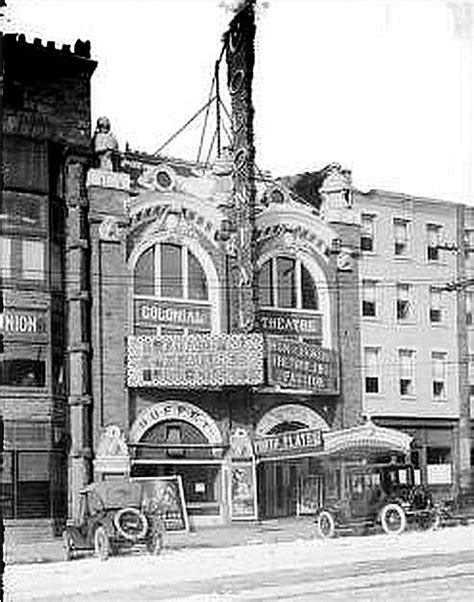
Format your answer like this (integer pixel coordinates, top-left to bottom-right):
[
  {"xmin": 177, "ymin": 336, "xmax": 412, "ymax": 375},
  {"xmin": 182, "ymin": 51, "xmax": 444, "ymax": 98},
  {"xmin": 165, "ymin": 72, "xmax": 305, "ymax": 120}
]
[
  {"xmin": 356, "ymin": 189, "xmax": 473, "ymax": 499},
  {"xmin": 1, "ymin": 33, "xmax": 96, "ymax": 537}
]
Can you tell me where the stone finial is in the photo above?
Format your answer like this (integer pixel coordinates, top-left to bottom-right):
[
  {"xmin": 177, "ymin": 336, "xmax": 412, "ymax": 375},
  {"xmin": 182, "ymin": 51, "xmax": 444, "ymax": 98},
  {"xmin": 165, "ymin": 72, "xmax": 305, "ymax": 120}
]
[{"xmin": 93, "ymin": 116, "xmax": 118, "ymax": 171}]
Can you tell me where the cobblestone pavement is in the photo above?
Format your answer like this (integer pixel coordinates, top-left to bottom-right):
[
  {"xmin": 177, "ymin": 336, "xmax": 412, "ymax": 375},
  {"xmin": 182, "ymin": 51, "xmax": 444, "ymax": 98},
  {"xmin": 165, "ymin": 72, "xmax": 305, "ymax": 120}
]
[{"xmin": 5, "ymin": 524, "xmax": 474, "ymax": 601}]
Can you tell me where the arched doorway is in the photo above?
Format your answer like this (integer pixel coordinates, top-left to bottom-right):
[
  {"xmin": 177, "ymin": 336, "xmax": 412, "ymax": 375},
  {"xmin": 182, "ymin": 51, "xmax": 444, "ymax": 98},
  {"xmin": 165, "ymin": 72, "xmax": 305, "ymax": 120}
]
[
  {"xmin": 129, "ymin": 401, "xmax": 226, "ymax": 526},
  {"xmin": 255, "ymin": 404, "xmax": 329, "ymax": 519}
]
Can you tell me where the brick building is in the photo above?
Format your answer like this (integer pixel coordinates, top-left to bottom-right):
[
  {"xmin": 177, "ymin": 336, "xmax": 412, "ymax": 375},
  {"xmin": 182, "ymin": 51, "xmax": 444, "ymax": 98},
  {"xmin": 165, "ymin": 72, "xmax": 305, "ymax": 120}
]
[{"xmin": 1, "ymin": 33, "xmax": 96, "ymax": 536}]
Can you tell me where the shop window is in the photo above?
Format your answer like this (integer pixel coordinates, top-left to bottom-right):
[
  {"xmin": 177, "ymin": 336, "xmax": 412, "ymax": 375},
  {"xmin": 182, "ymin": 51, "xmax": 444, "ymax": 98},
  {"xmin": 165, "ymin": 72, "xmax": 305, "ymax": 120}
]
[
  {"xmin": 362, "ymin": 280, "xmax": 377, "ymax": 317},
  {"xmin": 429, "ymin": 287, "xmax": 443, "ymax": 323},
  {"xmin": 426, "ymin": 446, "xmax": 452, "ymax": 485},
  {"xmin": 427, "ymin": 224, "xmax": 442, "ymax": 261},
  {"xmin": 257, "ymin": 257, "xmax": 319, "ymax": 311},
  {"xmin": 0, "ymin": 358, "xmax": 45, "ymax": 387},
  {"xmin": 22, "ymin": 239, "xmax": 45, "ymax": 280},
  {"xmin": 394, "ymin": 218, "xmax": 410, "ymax": 257},
  {"xmin": 396, "ymin": 283, "xmax": 412, "ymax": 321},
  {"xmin": 360, "ymin": 214, "xmax": 375, "ymax": 252},
  {"xmin": 364, "ymin": 347, "xmax": 380, "ymax": 394},
  {"xmin": 432, "ymin": 352, "xmax": 447, "ymax": 400},
  {"xmin": 188, "ymin": 251, "xmax": 208, "ymax": 300},
  {"xmin": 399, "ymin": 349, "xmax": 415, "ymax": 396}
]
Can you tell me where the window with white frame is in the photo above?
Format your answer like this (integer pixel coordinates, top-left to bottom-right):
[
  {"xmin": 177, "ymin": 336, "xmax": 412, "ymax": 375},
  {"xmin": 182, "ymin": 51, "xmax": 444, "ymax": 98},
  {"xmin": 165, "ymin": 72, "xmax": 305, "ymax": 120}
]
[
  {"xmin": 0, "ymin": 237, "xmax": 12, "ymax": 279},
  {"xmin": 364, "ymin": 347, "xmax": 380, "ymax": 394},
  {"xmin": 465, "ymin": 230, "xmax": 474, "ymax": 266},
  {"xmin": 427, "ymin": 224, "xmax": 442, "ymax": 261},
  {"xmin": 257, "ymin": 256, "xmax": 318, "ymax": 311},
  {"xmin": 429, "ymin": 287, "xmax": 443, "ymax": 323},
  {"xmin": 466, "ymin": 290, "xmax": 474, "ymax": 326},
  {"xmin": 360, "ymin": 214, "xmax": 375, "ymax": 252},
  {"xmin": 396, "ymin": 283, "xmax": 412, "ymax": 321},
  {"xmin": 362, "ymin": 280, "xmax": 377, "ymax": 317},
  {"xmin": 0, "ymin": 236, "xmax": 45, "ymax": 282},
  {"xmin": 432, "ymin": 352, "xmax": 447, "ymax": 400},
  {"xmin": 394, "ymin": 219, "xmax": 410, "ymax": 257},
  {"xmin": 399, "ymin": 349, "xmax": 415, "ymax": 396},
  {"xmin": 133, "ymin": 242, "xmax": 211, "ymax": 335}
]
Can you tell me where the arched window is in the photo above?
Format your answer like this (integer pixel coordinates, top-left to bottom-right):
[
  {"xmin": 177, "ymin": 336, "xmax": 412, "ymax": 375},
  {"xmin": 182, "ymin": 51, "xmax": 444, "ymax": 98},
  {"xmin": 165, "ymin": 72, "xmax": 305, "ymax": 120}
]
[
  {"xmin": 257, "ymin": 257, "xmax": 318, "ymax": 311},
  {"xmin": 133, "ymin": 243, "xmax": 210, "ymax": 335}
]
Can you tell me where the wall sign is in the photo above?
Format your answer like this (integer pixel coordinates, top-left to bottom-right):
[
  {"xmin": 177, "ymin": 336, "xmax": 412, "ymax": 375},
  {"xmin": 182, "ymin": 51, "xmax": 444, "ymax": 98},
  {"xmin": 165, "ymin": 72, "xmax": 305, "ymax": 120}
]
[
  {"xmin": 254, "ymin": 427, "xmax": 323, "ymax": 458},
  {"xmin": 129, "ymin": 400, "xmax": 222, "ymax": 446},
  {"xmin": 258, "ymin": 310, "xmax": 322, "ymax": 338},
  {"xmin": 139, "ymin": 476, "xmax": 189, "ymax": 531},
  {"xmin": 267, "ymin": 337, "xmax": 339, "ymax": 393},
  {"xmin": 0, "ymin": 309, "xmax": 48, "ymax": 340},
  {"xmin": 127, "ymin": 334, "xmax": 264, "ymax": 389},
  {"xmin": 134, "ymin": 299, "xmax": 211, "ymax": 331}
]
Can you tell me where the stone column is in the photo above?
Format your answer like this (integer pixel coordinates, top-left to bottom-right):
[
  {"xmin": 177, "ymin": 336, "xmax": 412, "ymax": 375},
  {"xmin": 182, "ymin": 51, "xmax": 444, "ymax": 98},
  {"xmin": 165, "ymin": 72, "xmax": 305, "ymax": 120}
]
[{"xmin": 64, "ymin": 157, "xmax": 93, "ymax": 520}]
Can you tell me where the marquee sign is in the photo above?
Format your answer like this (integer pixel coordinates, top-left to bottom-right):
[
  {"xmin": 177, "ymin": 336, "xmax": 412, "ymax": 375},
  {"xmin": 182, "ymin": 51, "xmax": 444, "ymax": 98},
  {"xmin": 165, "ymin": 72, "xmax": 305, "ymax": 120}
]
[
  {"xmin": 134, "ymin": 299, "xmax": 211, "ymax": 331},
  {"xmin": 267, "ymin": 337, "xmax": 339, "ymax": 393},
  {"xmin": 258, "ymin": 310, "xmax": 322, "ymax": 339},
  {"xmin": 127, "ymin": 334, "xmax": 264, "ymax": 388},
  {"xmin": 254, "ymin": 427, "xmax": 323, "ymax": 459}
]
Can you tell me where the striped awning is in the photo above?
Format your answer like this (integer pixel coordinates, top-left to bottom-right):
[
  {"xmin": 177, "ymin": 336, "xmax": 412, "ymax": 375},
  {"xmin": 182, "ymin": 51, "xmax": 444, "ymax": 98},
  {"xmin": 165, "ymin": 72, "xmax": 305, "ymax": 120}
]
[{"xmin": 323, "ymin": 420, "xmax": 412, "ymax": 457}]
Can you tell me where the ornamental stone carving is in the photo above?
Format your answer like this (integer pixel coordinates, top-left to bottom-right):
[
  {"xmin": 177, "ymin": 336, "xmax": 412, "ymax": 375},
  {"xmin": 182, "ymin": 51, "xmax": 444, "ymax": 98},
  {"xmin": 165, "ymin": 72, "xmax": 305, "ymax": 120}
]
[{"xmin": 99, "ymin": 216, "xmax": 121, "ymax": 241}]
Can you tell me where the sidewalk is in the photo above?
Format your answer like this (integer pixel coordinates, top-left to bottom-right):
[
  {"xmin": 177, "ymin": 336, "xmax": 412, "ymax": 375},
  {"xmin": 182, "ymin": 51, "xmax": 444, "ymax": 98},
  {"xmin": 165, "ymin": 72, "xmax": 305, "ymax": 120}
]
[{"xmin": 4, "ymin": 516, "xmax": 317, "ymax": 565}]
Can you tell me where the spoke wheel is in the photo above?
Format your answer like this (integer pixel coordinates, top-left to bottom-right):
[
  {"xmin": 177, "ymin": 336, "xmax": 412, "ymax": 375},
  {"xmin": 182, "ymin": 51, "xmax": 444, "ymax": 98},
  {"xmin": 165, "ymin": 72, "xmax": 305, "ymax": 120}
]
[
  {"xmin": 381, "ymin": 503, "xmax": 406, "ymax": 535},
  {"xmin": 94, "ymin": 526, "xmax": 110, "ymax": 561},
  {"xmin": 62, "ymin": 531, "xmax": 73, "ymax": 561},
  {"xmin": 317, "ymin": 510, "xmax": 336, "ymax": 539},
  {"xmin": 146, "ymin": 528, "xmax": 164, "ymax": 556}
]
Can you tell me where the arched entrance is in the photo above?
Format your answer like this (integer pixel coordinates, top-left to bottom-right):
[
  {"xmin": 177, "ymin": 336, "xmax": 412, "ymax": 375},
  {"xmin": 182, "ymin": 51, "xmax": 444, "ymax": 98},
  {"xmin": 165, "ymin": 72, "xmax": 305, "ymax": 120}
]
[
  {"xmin": 129, "ymin": 401, "xmax": 226, "ymax": 526},
  {"xmin": 255, "ymin": 404, "xmax": 329, "ymax": 519}
]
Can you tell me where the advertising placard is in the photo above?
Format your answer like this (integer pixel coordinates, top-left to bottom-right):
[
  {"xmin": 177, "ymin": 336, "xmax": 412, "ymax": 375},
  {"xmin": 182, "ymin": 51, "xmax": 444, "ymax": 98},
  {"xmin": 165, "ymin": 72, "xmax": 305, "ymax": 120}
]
[
  {"xmin": 230, "ymin": 461, "xmax": 258, "ymax": 520},
  {"xmin": 139, "ymin": 476, "xmax": 189, "ymax": 531},
  {"xmin": 127, "ymin": 334, "xmax": 264, "ymax": 388},
  {"xmin": 0, "ymin": 308, "xmax": 48, "ymax": 341},
  {"xmin": 267, "ymin": 337, "xmax": 339, "ymax": 393}
]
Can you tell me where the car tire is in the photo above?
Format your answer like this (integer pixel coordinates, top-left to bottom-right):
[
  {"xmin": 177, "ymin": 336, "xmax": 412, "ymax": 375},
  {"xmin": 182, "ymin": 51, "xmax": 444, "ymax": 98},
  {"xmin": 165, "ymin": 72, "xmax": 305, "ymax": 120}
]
[
  {"xmin": 380, "ymin": 503, "xmax": 406, "ymax": 535},
  {"xmin": 94, "ymin": 526, "xmax": 110, "ymax": 561},
  {"xmin": 146, "ymin": 528, "xmax": 164, "ymax": 556},
  {"xmin": 114, "ymin": 507, "xmax": 148, "ymax": 541},
  {"xmin": 317, "ymin": 510, "xmax": 336, "ymax": 539},
  {"xmin": 62, "ymin": 531, "xmax": 73, "ymax": 561}
]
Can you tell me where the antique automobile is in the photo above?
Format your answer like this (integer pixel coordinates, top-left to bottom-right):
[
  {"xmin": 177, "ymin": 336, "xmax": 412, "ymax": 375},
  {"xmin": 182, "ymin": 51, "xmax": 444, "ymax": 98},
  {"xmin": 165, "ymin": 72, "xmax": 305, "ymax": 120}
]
[
  {"xmin": 316, "ymin": 462, "xmax": 440, "ymax": 538},
  {"xmin": 62, "ymin": 480, "xmax": 165, "ymax": 560}
]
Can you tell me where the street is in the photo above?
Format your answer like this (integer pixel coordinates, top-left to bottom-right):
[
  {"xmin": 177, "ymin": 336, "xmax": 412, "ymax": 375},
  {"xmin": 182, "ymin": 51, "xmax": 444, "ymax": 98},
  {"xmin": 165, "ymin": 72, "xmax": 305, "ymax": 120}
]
[{"xmin": 5, "ymin": 525, "xmax": 474, "ymax": 601}]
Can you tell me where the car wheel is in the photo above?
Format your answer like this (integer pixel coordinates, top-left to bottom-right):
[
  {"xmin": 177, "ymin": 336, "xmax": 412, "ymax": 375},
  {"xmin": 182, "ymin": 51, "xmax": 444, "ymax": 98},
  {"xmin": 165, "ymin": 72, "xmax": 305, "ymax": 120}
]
[
  {"xmin": 94, "ymin": 526, "xmax": 110, "ymax": 561},
  {"xmin": 62, "ymin": 531, "xmax": 73, "ymax": 561},
  {"xmin": 381, "ymin": 503, "xmax": 406, "ymax": 535},
  {"xmin": 146, "ymin": 528, "xmax": 164, "ymax": 556},
  {"xmin": 317, "ymin": 510, "xmax": 336, "ymax": 539}
]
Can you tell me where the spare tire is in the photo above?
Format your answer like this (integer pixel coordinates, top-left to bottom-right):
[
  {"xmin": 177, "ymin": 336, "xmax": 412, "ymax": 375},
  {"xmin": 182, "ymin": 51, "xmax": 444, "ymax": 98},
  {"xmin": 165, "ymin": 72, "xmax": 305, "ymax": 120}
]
[{"xmin": 114, "ymin": 507, "xmax": 148, "ymax": 541}]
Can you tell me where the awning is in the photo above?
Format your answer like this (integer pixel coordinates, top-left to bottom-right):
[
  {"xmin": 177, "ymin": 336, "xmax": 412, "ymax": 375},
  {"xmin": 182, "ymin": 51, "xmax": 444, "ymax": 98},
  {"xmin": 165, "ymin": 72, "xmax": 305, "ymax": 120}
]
[{"xmin": 323, "ymin": 420, "xmax": 412, "ymax": 457}]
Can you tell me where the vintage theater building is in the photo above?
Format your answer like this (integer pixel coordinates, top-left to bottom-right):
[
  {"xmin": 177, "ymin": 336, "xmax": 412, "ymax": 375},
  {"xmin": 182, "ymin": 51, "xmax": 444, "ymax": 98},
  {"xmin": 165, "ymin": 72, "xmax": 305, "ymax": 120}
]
[{"xmin": 78, "ymin": 5, "xmax": 365, "ymax": 525}]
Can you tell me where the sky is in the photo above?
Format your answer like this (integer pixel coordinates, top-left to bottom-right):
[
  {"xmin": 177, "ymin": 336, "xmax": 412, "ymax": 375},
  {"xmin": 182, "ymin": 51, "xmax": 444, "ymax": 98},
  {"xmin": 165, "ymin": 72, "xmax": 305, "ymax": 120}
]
[{"xmin": 3, "ymin": 0, "xmax": 474, "ymax": 203}]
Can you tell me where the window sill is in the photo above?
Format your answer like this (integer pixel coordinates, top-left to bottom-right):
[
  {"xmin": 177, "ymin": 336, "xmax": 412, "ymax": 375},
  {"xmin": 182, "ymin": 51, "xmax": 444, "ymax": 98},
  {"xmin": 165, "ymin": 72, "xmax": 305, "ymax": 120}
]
[
  {"xmin": 364, "ymin": 393, "xmax": 384, "ymax": 398},
  {"xmin": 430, "ymin": 322, "xmax": 446, "ymax": 328},
  {"xmin": 393, "ymin": 255, "xmax": 412, "ymax": 261},
  {"xmin": 432, "ymin": 397, "xmax": 448, "ymax": 403},
  {"xmin": 361, "ymin": 316, "xmax": 380, "ymax": 322},
  {"xmin": 400, "ymin": 395, "xmax": 417, "ymax": 401},
  {"xmin": 396, "ymin": 320, "xmax": 416, "ymax": 326}
]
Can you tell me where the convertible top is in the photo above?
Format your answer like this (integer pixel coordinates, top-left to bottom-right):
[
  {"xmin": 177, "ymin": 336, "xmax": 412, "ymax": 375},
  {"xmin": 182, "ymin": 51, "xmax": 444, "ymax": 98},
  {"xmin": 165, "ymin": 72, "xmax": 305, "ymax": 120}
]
[{"xmin": 81, "ymin": 480, "xmax": 143, "ymax": 510}]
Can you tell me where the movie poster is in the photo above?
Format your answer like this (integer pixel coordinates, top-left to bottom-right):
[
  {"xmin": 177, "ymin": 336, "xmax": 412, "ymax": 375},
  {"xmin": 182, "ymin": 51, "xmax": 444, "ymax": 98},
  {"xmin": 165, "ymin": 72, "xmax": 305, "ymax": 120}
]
[
  {"xmin": 140, "ymin": 476, "xmax": 189, "ymax": 531},
  {"xmin": 230, "ymin": 461, "xmax": 257, "ymax": 520}
]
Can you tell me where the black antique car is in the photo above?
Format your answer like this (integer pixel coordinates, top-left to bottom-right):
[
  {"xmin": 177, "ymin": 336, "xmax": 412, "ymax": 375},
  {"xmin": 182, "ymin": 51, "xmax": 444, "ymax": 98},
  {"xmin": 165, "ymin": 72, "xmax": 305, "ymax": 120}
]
[
  {"xmin": 316, "ymin": 462, "xmax": 440, "ymax": 538},
  {"xmin": 62, "ymin": 480, "xmax": 165, "ymax": 560}
]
